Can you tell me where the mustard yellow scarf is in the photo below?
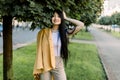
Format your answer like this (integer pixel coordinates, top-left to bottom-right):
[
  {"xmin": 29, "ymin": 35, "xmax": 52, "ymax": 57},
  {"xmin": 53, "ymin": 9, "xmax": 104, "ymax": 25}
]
[{"xmin": 33, "ymin": 28, "xmax": 55, "ymax": 80}]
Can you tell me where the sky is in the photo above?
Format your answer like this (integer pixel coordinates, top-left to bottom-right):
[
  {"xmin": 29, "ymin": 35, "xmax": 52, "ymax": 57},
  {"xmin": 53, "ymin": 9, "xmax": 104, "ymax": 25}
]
[{"xmin": 102, "ymin": 0, "xmax": 120, "ymax": 16}]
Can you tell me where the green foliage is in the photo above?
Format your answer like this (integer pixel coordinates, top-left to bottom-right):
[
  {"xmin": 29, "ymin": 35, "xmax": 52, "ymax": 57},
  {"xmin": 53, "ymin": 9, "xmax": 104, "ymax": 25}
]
[
  {"xmin": 98, "ymin": 16, "xmax": 112, "ymax": 25},
  {"xmin": 79, "ymin": 0, "xmax": 104, "ymax": 26},
  {"xmin": 98, "ymin": 12, "xmax": 120, "ymax": 26},
  {"xmin": 0, "ymin": 0, "xmax": 103, "ymax": 29},
  {"xmin": 111, "ymin": 12, "xmax": 120, "ymax": 25}
]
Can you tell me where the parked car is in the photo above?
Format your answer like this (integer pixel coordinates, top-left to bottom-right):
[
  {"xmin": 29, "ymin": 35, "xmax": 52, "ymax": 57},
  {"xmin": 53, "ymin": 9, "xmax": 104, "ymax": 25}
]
[{"xmin": 0, "ymin": 22, "xmax": 3, "ymax": 36}]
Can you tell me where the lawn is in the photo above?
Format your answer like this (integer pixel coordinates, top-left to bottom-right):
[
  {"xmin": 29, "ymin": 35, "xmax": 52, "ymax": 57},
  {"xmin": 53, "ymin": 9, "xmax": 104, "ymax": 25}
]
[
  {"xmin": 110, "ymin": 31, "xmax": 120, "ymax": 39},
  {"xmin": 101, "ymin": 28, "xmax": 120, "ymax": 39},
  {"xmin": 70, "ymin": 29, "xmax": 94, "ymax": 40},
  {"xmin": 66, "ymin": 42, "xmax": 106, "ymax": 80},
  {"xmin": 0, "ymin": 42, "xmax": 106, "ymax": 80}
]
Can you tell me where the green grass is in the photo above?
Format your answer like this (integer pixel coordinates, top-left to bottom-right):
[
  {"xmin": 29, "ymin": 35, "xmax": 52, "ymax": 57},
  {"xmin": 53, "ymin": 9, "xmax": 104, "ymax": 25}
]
[
  {"xmin": 13, "ymin": 43, "xmax": 36, "ymax": 80},
  {"xmin": 0, "ymin": 43, "xmax": 36, "ymax": 80},
  {"xmin": 71, "ymin": 29, "xmax": 93, "ymax": 40},
  {"xmin": 0, "ymin": 42, "xmax": 106, "ymax": 80},
  {"xmin": 102, "ymin": 29, "xmax": 120, "ymax": 39},
  {"xmin": 0, "ymin": 54, "xmax": 3, "ymax": 80},
  {"xmin": 66, "ymin": 42, "xmax": 106, "ymax": 80},
  {"xmin": 110, "ymin": 31, "xmax": 120, "ymax": 39}
]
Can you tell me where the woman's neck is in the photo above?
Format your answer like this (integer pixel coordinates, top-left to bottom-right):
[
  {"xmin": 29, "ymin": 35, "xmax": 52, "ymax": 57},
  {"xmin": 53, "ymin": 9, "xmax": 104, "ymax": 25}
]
[
  {"xmin": 52, "ymin": 25, "xmax": 59, "ymax": 30},
  {"xmin": 51, "ymin": 25, "xmax": 59, "ymax": 32}
]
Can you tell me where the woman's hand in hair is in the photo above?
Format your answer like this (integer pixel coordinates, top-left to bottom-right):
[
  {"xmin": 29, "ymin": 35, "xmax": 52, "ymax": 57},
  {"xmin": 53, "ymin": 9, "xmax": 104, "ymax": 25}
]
[
  {"xmin": 63, "ymin": 11, "xmax": 84, "ymax": 35},
  {"xmin": 63, "ymin": 11, "xmax": 67, "ymax": 19}
]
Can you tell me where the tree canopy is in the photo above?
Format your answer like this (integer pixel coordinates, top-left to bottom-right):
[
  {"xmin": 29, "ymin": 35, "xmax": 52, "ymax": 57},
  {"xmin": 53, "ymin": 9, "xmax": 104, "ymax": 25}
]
[
  {"xmin": 0, "ymin": 0, "xmax": 103, "ymax": 28},
  {"xmin": 98, "ymin": 12, "xmax": 120, "ymax": 26},
  {"xmin": 98, "ymin": 16, "xmax": 112, "ymax": 25},
  {"xmin": 111, "ymin": 12, "xmax": 120, "ymax": 25}
]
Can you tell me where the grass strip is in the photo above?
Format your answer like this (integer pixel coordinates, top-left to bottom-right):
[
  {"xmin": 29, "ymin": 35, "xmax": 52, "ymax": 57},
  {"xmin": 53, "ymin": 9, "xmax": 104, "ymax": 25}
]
[{"xmin": 0, "ymin": 42, "xmax": 106, "ymax": 80}]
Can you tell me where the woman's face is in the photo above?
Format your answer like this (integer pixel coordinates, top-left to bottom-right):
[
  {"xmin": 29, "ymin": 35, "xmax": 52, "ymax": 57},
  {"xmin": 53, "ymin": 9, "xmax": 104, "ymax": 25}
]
[{"xmin": 52, "ymin": 12, "xmax": 61, "ymax": 26}]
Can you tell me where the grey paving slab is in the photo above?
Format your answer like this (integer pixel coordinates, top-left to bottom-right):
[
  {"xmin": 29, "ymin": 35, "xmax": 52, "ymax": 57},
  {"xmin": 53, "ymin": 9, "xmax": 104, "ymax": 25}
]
[
  {"xmin": 90, "ymin": 27, "xmax": 120, "ymax": 80},
  {"xmin": 0, "ymin": 28, "xmax": 39, "ymax": 54}
]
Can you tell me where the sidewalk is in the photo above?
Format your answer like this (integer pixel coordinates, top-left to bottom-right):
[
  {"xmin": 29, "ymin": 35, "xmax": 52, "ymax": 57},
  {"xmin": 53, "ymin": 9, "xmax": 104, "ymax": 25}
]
[
  {"xmin": 0, "ymin": 29, "xmax": 38, "ymax": 54},
  {"xmin": 0, "ymin": 40, "xmax": 35, "ymax": 55},
  {"xmin": 90, "ymin": 27, "xmax": 120, "ymax": 80}
]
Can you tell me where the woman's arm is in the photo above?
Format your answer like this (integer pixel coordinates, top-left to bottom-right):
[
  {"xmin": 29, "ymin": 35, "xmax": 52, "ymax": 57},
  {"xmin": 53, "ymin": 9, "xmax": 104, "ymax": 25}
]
[{"xmin": 63, "ymin": 11, "xmax": 84, "ymax": 35}]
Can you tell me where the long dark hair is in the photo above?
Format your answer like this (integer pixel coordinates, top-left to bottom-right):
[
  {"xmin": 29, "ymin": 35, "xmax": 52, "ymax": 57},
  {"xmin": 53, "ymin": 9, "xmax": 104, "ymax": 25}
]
[{"xmin": 52, "ymin": 9, "xmax": 69, "ymax": 64}]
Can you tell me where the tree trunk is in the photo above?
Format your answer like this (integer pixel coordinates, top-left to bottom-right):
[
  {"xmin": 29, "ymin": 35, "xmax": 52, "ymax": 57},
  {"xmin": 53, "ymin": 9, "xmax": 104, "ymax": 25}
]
[
  {"xmin": 3, "ymin": 16, "xmax": 13, "ymax": 80},
  {"xmin": 85, "ymin": 26, "xmax": 89, "ymax": 32}
]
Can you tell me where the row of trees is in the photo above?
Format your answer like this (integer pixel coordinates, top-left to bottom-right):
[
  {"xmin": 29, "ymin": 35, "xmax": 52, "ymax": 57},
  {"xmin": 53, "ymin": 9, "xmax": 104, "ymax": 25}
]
[
  {"xmin": 0, "ymin": 0, "xmax": 103, "ymax": 80},
  {"xmin": 98, "ymin": 12, "xmax": 120, "ymax": 26}
]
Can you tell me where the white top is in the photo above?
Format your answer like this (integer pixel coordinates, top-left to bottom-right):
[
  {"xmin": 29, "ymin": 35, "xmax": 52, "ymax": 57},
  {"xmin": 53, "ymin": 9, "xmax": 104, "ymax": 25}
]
[{"xmin": 52, "ymin": 31, "xmax": 61, "ymax": 56}]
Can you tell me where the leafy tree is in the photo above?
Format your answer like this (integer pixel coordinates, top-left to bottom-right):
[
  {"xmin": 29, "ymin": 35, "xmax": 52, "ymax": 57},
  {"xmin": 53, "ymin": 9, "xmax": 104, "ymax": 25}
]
[
  {"xmin": 73, "ymin": 0, "xmax": 104, "ymax": 31},
  {"xmin": 98, "ymin": 16, "xmax": 112, "ymax": 25},
  {"xmin": 0, "ymin": 0, "xmax": 103, "ymax": 28},
  {"xmin": 111, "ymin": 12, "xmax": 120, "ymax": 26},
  {"xmin": 0, "ymin": 0, "xmax": 103, "ymax": 80},
  {"xmin": 98, "ymin": 12, "xmax": 120, "ymax": 26}
]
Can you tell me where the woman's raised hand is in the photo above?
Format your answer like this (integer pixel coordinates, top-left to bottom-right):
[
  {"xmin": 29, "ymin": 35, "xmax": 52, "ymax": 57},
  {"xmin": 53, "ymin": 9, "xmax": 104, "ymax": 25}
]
[{"xmin": 63, "ymin": 11, "xmax": 67, "ymax": 19}]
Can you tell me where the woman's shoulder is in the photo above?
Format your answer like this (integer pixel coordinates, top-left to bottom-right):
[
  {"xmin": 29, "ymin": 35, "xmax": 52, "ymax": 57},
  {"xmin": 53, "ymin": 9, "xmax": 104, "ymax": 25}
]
[
  {"xmin": 44, "ymin": 28, "xmax": 51, "ymax": 31},
  {"xmin": 38, "ymin": 28, "xmax": 50, "ymax": 34}
]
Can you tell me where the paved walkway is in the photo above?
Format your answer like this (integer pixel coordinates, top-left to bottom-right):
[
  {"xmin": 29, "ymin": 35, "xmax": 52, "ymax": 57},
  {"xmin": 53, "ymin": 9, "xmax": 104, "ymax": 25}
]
[
  {"xmin": 0, "ymin": 29, "xmax": 39, "ymax": 54},
  {"xmin": 90, "ymin": 27, "xmax": 120, "ymax": 80}
]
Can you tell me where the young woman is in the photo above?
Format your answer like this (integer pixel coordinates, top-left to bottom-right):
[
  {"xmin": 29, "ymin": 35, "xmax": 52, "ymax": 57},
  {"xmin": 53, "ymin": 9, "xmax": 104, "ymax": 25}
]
[{"xmin": 33, "ymin": 9, "xmax": 84, "ymax": 80}]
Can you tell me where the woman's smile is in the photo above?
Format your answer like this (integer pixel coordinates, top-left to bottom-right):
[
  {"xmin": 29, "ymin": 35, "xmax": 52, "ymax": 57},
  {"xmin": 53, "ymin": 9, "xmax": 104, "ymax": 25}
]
[{"xmin": 52, "ymin": 12, "xmax": 61, "ymax": 25}]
